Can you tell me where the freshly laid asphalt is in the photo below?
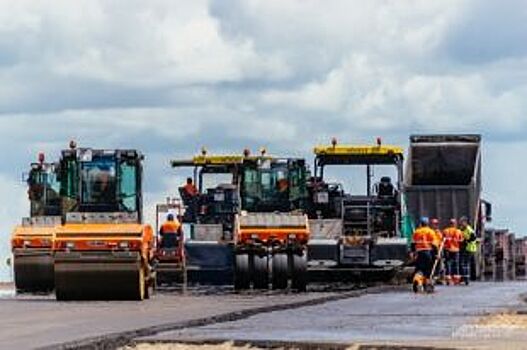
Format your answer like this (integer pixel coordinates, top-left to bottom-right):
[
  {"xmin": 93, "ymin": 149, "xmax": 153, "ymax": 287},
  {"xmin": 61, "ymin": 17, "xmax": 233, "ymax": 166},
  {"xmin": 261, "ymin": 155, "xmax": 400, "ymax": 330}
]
[
  {"xmin": 0, "ymin": 282, "xmax": 525, "ymax": 350},
  {"xmin": 139, "ymin": 282, "xmax": 527, "ymax": 349}
]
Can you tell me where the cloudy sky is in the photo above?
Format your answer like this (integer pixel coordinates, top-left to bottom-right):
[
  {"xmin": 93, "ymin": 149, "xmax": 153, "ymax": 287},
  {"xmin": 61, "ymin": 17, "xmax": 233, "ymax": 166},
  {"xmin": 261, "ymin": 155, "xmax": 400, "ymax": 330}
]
[{"xmin": 1, "ymin": 0, "xmax": 526, "ymax": 280}]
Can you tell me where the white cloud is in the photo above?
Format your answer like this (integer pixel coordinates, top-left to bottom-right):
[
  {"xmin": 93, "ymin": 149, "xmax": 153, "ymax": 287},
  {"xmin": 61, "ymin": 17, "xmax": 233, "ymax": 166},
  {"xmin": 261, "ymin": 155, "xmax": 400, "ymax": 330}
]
[{"xmin": 1, "ymin": 0, "xmax": 527, "ymax": 282}]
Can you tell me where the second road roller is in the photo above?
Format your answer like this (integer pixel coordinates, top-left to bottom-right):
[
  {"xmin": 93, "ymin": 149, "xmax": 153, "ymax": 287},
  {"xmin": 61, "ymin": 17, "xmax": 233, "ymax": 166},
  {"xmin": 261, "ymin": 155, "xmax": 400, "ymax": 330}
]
[{"xmin": 52, "ymin": 142, "xmax": 155, "ymax": 300}]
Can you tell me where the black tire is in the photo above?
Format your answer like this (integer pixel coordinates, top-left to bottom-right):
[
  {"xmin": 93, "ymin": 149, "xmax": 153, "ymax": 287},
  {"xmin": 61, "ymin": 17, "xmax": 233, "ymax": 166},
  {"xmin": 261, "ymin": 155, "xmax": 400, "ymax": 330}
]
[
  {"xmin": 291, "ymin": 253, "xmax": 307, "ymax": 292},
  {"xmin": 252, "ymin": 254, "xmax": 269, "ymax": 289},
  {"xmin": 133, "ymin": 267, "xmax": 146, "ymax": 301},
  {"xmin": 272, "ymin": 253, "xmax": 288, "ymax": 290},
  {"xmin": 234, "ymin": 254, "xmax": 251, "ymax": 290},
  {"xmin": 424, "ymin": 283, "xmax": 435, "ymax": 294}
]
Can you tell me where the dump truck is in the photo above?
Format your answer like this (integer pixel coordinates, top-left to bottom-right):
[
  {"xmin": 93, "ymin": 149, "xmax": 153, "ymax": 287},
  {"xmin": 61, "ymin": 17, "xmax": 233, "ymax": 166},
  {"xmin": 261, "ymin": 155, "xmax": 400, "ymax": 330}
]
[
  {"xmin": 171, "ymin": 150, "xmax": 310, "ymax": 290},
  {"xmin": 306, "ymin": 139, "xmax": 408, "ymax": 280},
  {"xmin": 52, "ymin": 144, "xmax": 155, "ymax": 300},
  {"xmin": 404, "ymin": 134, "xmax": 492, "ymax": 279},
  {"xmin": 11, "ymin": 154, "xmax": 61, "ymax": 293}
]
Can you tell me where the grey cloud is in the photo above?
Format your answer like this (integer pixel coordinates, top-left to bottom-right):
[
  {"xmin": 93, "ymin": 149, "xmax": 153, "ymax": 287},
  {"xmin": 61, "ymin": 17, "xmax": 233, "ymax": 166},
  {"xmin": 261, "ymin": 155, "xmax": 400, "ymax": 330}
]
[
  {"xmin": 1, "ymin": 1, "xmax": 527, "ymax": 280},
  {"xmin": 444, "ymin": 0, "xmax": 527, "ymax": 64}
]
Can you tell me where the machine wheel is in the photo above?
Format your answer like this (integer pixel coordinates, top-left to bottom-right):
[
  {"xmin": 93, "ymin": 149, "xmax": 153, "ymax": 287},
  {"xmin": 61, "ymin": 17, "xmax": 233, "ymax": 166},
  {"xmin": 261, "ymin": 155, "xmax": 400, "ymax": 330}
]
[
  {"xmin": 424, "ymin": 283, "xmax": 435, "ymax": 294},
  {"xmin": 272, "ymin": 253, "xmax": 288, "ymax": 290},
  {"xmin": 290, "ymin": 253, "xmax": 307, "ymax": 292},
  {"xmin": 234, "ymin": 254, "xmax": 251, "ymax": 290},
  {"xmin": 133, "ymin": 267, "xmax": 146, "ymax": 301},
  {"xmin": 412, "ymin": 281, "xmax": 420, "ymax": 293},
  {"xmin": 252, "ymin": 254, "xmax": 269, "ymax": 289}
]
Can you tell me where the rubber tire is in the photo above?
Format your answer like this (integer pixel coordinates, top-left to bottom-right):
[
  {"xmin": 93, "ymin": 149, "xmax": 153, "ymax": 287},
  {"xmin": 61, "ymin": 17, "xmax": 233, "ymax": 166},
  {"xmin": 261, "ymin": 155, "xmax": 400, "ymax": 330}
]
[
  {"xmin": 272, "ymin": 253, "xmax": 288, "ymax": 290},
  {"xmin": 234, "ymin": 254, "xmax": 251, "ymax": 291},
  {"xmin": 252, "ymin": 255, "xmax": 269, "ymax": 290},
  {"xmin": 291, "ymin": 253, "xmax": 307, "ymax": 292},
  {"xmin": 424, "ymin": 283, "xmax": 435, "ymax": 294},
  {"xmin": 134, "ymin": 267, "xmax": 146, "ymax": 301}
]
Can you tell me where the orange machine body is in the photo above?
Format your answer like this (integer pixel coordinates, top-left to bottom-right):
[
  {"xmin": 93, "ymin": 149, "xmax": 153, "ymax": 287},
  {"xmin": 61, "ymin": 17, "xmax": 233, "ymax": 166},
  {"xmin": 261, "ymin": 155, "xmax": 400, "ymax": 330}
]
[
  {"xmin": 236, "ymin": 227, "xmax": 310, "ymax": 246},
  {"xmin": 53, "ymin": 223, "xmax": 154, "ymax": 260},
  {"xmin": 12, "ymin": 225, "xmax": 55, "ymax": 250}
]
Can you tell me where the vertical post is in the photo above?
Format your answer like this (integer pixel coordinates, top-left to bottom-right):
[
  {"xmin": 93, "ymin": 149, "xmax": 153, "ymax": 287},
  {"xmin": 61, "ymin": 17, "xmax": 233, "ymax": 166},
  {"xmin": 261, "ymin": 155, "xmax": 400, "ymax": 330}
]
[{"xmin": 367, "ymin": 165, "xmax": 372, "ymax": 197}]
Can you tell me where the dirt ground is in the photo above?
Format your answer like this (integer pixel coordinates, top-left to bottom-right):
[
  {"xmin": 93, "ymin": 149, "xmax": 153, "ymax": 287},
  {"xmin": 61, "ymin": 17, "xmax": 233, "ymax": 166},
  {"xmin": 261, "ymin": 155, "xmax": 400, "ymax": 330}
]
[
  {"xmin": 477, "ymin": 312, "xmax": 527, "ymax": 328},
  {"xmin": 123, "ymin": 343, "xmax": 256, "ymax": 350}
]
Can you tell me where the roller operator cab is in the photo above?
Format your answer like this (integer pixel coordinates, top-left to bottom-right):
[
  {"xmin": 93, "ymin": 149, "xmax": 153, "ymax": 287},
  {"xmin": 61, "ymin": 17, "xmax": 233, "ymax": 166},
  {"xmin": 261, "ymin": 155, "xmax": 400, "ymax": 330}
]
[
  {"xmin": 306, "ymin": 140, "xmax": 408, "ymax": 280},
  {"xmin": 172, "ymin": 151, "xmax": 310, "ymax": 290},
  {"xmin": 52, "ymin": 145, "xmax": 154, "ymax": 300},
  {"xmin": 11, "ymin": 157, "xmax": 61, "ymax": 293}
]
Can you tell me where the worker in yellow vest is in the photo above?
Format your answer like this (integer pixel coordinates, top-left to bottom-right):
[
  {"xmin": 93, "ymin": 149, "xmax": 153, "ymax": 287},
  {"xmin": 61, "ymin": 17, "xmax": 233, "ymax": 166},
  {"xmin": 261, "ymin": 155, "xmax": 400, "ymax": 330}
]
[{"xmin": 459, "ymin": 216, "xmax": 477, "ymax": 283}]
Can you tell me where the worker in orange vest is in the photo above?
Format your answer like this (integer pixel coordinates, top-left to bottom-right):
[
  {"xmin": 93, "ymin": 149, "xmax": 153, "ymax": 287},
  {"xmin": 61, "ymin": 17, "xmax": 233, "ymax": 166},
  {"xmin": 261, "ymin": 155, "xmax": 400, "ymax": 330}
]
[
  {"xmin": 430, "ymin": 218, "xmax": 444, "ymax": 280},
  {"xmin": 442, "ymin": 218, "xmax": 464, "ymax": 285},
  {"xmin": 183, "ymin": 177, "xmax": 198, "ymax": 197},
  {"xmin": 159, "ymin": 213, "xmax": 182, "ymax": 248},
  {"xmin": 411, "ymin": 217, "xmax": 436, "ymax": 292}
]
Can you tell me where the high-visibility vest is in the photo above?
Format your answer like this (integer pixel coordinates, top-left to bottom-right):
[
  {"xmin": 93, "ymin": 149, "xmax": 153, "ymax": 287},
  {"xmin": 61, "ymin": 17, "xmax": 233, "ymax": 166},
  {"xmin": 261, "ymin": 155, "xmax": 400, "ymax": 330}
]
[
  {"xmin": 443, "ymin": 227, "xmax": 463, "ymax": 252},
  {"xmin": 183, "ymin": 183, "xmax": 198, "ymax": 196},
  {"xmin": 432, "ymin": 229, "xmax": 443, "ymax": 248},
  {"xmin": 462, "ymin": 225, "xmax": 477, "ymax": 253},
  {"xmin": 160, "ymin": 220, "xmax": 181, "ymax": 235},
  {"xmin": 412, "ymin": 226, "xmax": 435, "ymax": 251}
]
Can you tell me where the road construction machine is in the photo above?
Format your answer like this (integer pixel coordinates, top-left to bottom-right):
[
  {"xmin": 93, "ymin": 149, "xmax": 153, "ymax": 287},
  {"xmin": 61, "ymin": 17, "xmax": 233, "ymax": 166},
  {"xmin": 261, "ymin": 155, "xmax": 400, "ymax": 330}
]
[
  {"xmin": 306, "ymin": 139, "xmax": 409, "ymax": 280},
  {"xmin": 153, "ymin": 199, "xmax": 186, "ymax": 287},
  {"xmin": 171, "ymin": 150, "xmax": 310, "ymax": 290},
  {"xmin": 52, "ymin": 144, "xmax": 154, "ymax": 300},
  {"xmin": 11, "ymin": 154, "xmax": 61, "ymax": 293},
  {"xmin": 404, "ymin": 134, "xmax": 492, "ymax": 280}
]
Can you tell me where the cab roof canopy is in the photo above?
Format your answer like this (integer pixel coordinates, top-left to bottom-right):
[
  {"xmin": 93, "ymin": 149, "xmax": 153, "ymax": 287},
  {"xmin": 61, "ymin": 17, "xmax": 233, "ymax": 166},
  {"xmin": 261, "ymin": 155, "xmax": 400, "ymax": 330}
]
[
  {"xmin": 314, "ymin": 144, "xmax": 404, "ymax": 166},
  {"xmin": 61, "ymin": 148, "xmax": 142, "ymax": 160},
  {"xmin": 171, "ymin": 154, "xmax": 246, "ymax": 168}
]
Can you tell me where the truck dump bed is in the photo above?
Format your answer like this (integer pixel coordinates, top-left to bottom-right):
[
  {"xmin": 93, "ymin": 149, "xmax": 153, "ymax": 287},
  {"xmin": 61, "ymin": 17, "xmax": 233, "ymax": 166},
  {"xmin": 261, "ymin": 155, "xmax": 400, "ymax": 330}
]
[{"xmin": 404, "ymin": 134, "xmax": 482, "ymax": 228}]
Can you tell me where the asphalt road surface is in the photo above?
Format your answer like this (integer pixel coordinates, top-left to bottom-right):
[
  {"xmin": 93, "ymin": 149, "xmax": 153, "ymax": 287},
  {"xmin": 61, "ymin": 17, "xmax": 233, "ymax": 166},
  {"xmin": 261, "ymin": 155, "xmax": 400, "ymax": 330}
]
[
  {"xmin": 0, "ymin": 282, "xmax": 525, "ymax": 350},
  {"xmin": 140, "ymin": 282, "xmax": 527, "ymax": 349},
  {"xmin": 0, "ymin": 285, "xmax": 355, "ymax": 350}
]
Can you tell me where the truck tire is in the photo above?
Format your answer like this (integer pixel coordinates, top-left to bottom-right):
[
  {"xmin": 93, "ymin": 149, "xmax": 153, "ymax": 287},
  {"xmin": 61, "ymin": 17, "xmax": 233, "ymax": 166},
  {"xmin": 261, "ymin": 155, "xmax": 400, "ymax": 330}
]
[
  {"xmin": 291, "ymin": 253, "xmax": 307, "ymax": 292},
  {"xmin": 252, "ymin": 254, "xmax": 269, "ymax": 289},
  {"xmin": 272, "ymin": 253, "xmax": 288, "ymax": 290},
  {"xmin": 234, "ymin": 253, "xmax": 250, "ymax": 290}
]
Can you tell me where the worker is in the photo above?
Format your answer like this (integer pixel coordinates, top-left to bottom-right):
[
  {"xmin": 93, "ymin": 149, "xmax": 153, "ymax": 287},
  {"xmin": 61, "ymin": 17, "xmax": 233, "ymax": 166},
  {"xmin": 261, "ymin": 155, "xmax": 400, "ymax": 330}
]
[
  {"xmin": 430, "ymin": 218, "xmax": 444, "ymax": 281},
  {"xmin": 159, "ymin": 213, "xmax": 182, "ymax": 248},
  {"xmin": 183, "ymin": 177, "xmax": 198, "ymax": 197},
  {"xmin": 442, "ymin": 218, "xmax": 464, "ymax": 285},
  {"xmin": 411, "ymin": 217, "xmax": 436, "ymax": 289},
  {"xmin": 459, "ymin": 216, "xmax": 477, "ymax": 282},
  {"xmin": 375, "ymin": 176, "xmax": 396, "ymax": 197},
  {"xmin": 277, "ymin": 178, "xmax": 289, "ymax": 192},
  {"xmin": 94, "ymin": 169, "xmax": 116, "ymax": 204}
]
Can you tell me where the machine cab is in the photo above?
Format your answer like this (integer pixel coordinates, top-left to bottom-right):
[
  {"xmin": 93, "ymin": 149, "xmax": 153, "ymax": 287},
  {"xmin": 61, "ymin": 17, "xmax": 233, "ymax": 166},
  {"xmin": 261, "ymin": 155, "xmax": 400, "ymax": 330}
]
[
  {"xmin": 26, "ymin": 159, "xmax": 61, "ymax": 217},
  {"xmin": 58, "ymin": 145, "xmax": 144, "ymax": 222},
  {"xmin": 241, "ymin": 157, "xmax": 308, "ymax": 213},
  {"xmin": 310, "ymin": 140, "xmax": 404, "ymax": 238}
]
